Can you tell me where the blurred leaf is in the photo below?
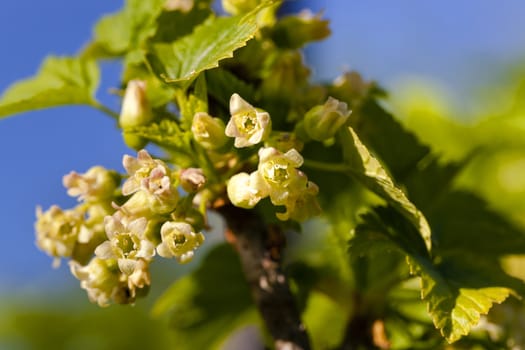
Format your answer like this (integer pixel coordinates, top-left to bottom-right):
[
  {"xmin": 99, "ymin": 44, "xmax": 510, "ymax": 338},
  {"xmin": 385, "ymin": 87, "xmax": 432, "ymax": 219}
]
[
  {"xmin": 350, "ymin": 99, "xmax": 431, "ymax": 182},
  {"xmin": 271, "ymin": 13, "xmax": 330, "ymax": 49},
  {"xmin": 302, "ymin": 291, "xmax": 346, "ymax": 350},
  {"xmin": 151, "ymin": 0, "xmax": 212, "ymax": 43},
  {"xmin": 85, "ymin": 0, "xmax": 164, "ymax": 58},
  {"xmin": 146, "ymin": 3, "xmax": 274, "ymax": 87},
  {"xmin": 151, "ymin": 244, "xmax": 257, "ymax": 349},
  {"xmin": 427, "ymin": 191, "xmax": 525, "ymax": 257},
  {"xmin": 0, "ymin": 56, "xmax": 99, "ymax": 118},
  {"xmin": 403, "ymin": 156, "xmax": 464, "ymax": 213},
  {"xmin": 0, "ymin": 299, "xmax": 175, "ymax": 350},
  {"xmin": 341, "ymin": 126, "xmax": 432, "ymax": 252}
]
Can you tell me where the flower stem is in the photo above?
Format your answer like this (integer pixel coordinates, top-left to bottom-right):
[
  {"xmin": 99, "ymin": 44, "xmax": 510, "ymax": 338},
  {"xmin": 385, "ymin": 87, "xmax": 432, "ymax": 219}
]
[
  {"xmin": 303, "ymin": 159, "xmax": 351, "ymax": 173},
  {"xmin": 92, "ymin": 101, "xmax": 120, "ymax": 120}
]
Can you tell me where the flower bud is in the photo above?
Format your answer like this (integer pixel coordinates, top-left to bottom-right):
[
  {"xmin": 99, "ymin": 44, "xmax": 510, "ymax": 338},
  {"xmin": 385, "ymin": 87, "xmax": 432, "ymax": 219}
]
[
  {"xmin": 180, "ymin": 168, "xmax": 206, "ymax": 193},
  {"xmin": 227, "ymin": 172, "xmax": 265, "ymax": 209},
  {"xmin": 120, "ymin": 80, "xmax": 154, "ymax": 150},
  {"xmin": 191, "ymin": 112, "xmax": 229, "ymax": 150},
  {"xmin": 303, "ymin": 97, "xmax": 351, "ymax": 141},
  {"xmin": 331, "ymin": 71, "xmax": 376, "ymax": 105},
  {"xmin": 225, "ymin": 93, "xmax": 271, "ymax": 148},
  {"xmin": 272, "ymin": 11, "xmax": 330, "ymax": 49}
]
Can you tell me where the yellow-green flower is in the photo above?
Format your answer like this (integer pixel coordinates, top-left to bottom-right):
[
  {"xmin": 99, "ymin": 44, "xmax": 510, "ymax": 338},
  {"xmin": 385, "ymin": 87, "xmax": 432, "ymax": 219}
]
[
  {"xmin": 63, "ymin": 166, "xmax": 118, "ymax": 202},
  {"xmin": 225, "ymin": 93, "xmax": 271, "ymax": 148},
  {"xmin": 157, "ymin": 221, "xmax": 205, "ymax": 263}
]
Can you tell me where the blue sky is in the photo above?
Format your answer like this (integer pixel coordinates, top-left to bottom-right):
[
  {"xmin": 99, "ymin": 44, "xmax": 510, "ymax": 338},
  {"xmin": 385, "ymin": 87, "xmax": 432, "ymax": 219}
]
[{"xmin": 1, "ymin": 1, "xmax": 525, "ymax": 295}]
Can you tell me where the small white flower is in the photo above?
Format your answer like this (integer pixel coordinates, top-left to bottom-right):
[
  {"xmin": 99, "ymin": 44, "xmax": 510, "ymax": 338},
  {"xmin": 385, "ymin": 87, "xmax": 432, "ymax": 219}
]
[
  {"xmin": 63, "ymin": 166, "xmax": 118, "ymax": 202},
  {"xmin": 122, "ymin": 150, "xmax": 178, "ymax": 214},
  {"xmin": 95, "ymin": 212, "xmax": 155, "ymax": 274},
  {"xmin": 157, "ymin": 221, "xmax": 205, "ymax": 263},
  {"xmin": 225, "ymin": 94, "xmax": 271, "ymax": 148},
  {"xmin": 69, "ymin": 257, "xmax": 124, "ymax": 307},
  {"xmin": 35, "ymin": 205, "xmax": 84, "ymax": 264}
]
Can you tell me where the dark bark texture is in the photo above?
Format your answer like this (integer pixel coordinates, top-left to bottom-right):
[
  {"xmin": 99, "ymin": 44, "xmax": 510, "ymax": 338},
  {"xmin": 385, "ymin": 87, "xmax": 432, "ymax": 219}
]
[{"xmin": 218, "ymin": 204, "xmax": 311, "ymax": 350}]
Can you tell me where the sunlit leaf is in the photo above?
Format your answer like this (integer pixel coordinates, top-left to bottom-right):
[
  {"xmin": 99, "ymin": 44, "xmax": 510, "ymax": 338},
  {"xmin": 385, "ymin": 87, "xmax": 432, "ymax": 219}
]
[
  {"xmin": 341, "ymin": 126, "xmax": 432, "ymax": 252},
  {"xmin": 146, "ymin": 2, "xmax": 275, "ymax": 87},
  {"xmin": 352, "ymin": 206, "xmax": 525, "ymax": 343},
  {"xmin": 0, "ymin": 56, "xmax": 99, "ymax": 118}
]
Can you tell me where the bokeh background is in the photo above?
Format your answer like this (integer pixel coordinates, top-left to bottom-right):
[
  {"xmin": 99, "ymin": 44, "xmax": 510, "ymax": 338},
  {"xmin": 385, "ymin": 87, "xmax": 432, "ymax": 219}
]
[{"xmin": 2, "ymin": 0, "xmax": 525, "ymax": 348}]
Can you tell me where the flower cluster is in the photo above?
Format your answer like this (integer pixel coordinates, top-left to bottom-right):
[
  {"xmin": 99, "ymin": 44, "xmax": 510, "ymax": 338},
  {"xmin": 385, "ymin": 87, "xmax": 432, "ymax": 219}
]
[
  {"xmin": 35, "ymin": 150, "xmax": 206, "ymax": 306},
  {"xmin": 222, "ymin": 94, "xmax": 321, "ymax": 222},
  {"xmin": 227, "ymin": 147, "xmax": 320, "ymax": 221}
]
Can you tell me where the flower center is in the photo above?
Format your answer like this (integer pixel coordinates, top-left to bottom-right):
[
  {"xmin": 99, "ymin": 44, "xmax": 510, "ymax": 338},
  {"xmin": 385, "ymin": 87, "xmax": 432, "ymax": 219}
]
[
  {"xmin": 116, "ymin": 234, "xmax": 135, "ymax": 256},
  {"xmin": 174, "ymin": 233, "xmax": 186, "ymax": 246}
]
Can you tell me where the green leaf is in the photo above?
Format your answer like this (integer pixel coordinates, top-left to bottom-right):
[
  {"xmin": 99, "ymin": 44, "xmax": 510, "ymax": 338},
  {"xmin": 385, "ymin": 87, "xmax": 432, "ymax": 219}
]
[
  {"xmin": 206, "ymin": 68, "xmax": 256, "ymax": 110},
  {"xmin": 85, "ymin": 0, "xmax": 164, "ymax": 58},
  {"xmin": 428, "ymin": 191, "xmax": 525, "ymax": 257},
  {"xmin": 352, "ymin": 206, "xmax": 525, "ymax": 343},
  {"xmin": 0, "ymin": 56, "xmax": 99, "ymax": 118},
  {"xmin": 349, "ymin": 99, "xmax": 431, "ymax": 182},
  {"xmin": 146, "ymin": 2, "xmax": 274, "ymax": 87},
  {"xmin": 340, "ymin": 126, "xmax": 432, "ymax": 252},
  {"xmin": 151, "ymin": 1, "xmax": 212, "ymax": 43},
  {"xmin": 126, "ymin": 119, "xmax": 195, "ymax": 167},
  {"xmin": 151, "ymin": 244, "xmax": 257, "ymax": 349}
]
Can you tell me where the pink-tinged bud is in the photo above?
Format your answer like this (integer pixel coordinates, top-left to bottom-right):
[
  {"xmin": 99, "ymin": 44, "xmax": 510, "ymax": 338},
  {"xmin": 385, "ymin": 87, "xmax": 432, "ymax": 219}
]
[{"xmin": 180, "ymin": 168, "xmax": 206, "ymax": 193}]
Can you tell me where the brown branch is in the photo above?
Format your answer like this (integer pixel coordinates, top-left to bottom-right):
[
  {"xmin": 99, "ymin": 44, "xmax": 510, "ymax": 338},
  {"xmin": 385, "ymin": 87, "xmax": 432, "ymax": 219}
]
[{"xmin": 218, "ymin": 204, "xmax": 311, "ymax": 350}]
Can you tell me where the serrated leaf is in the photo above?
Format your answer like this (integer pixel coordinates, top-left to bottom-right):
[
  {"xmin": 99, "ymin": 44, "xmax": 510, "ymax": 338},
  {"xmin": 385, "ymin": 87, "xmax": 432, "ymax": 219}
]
[
  {"xmin": 352, "ymin": 206, "xmax": 525, "ymax": 343},
  {"xmin": 341, "ymin": 126, "xmax": 432, "ymax": 252},
  {"xmin": 85, "ymin": 0, "xmax": 165, "ymax": 58},
  {"xmin": 146, "ymin": 3, "xmax": 274, "ymax": 87},
  {"xmin": 151, "ymin": 244, "xmax": 257, "ymax": 349},
  {"xmin": 418, "ymin": 262, "xmax": 513, "ymax": 343},
  {"xmin": 126, "ymin": 119, "xmax": 195, "ymax": 167},
  {"xmin": 0, "ymin": 56, "xmax": 99, "ymax": 118},
  {"xmin": 206, "ymin": 68, "xmax": 256, "ymax": 110}
]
